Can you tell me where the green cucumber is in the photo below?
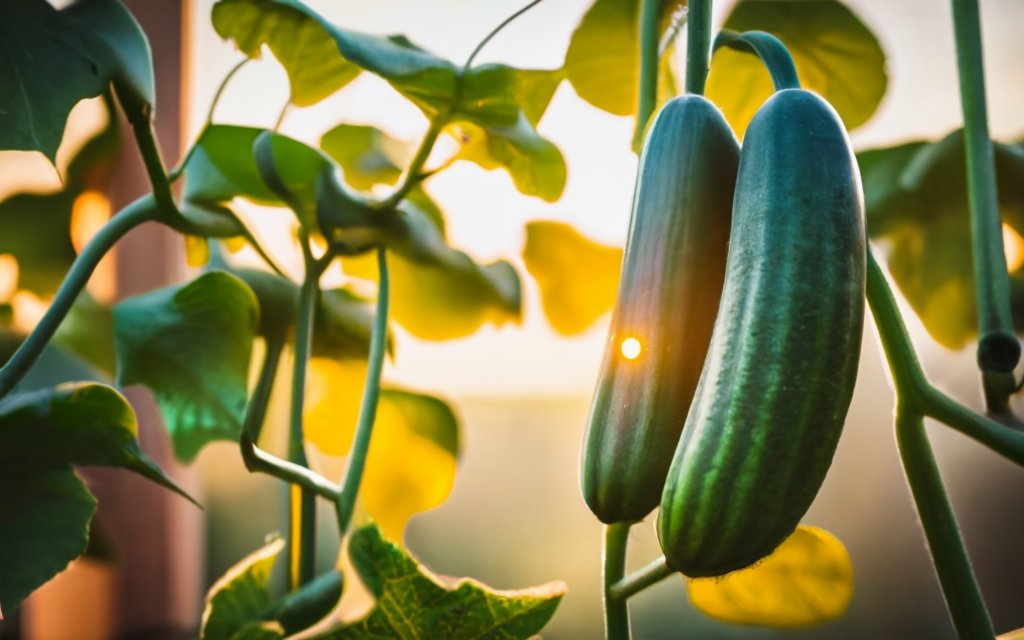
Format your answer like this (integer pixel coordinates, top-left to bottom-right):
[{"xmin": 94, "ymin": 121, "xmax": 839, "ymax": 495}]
[
  {"xmin": 657, "ymin": 88, "xmax": 865, "ymax": 577},
  {"xmin": 269, "ymin": 569, "xmax": 343, "ymax": 634},
  {"xmin": 581, "ymin": 95, "xmax": 739, "ymax": 524}
]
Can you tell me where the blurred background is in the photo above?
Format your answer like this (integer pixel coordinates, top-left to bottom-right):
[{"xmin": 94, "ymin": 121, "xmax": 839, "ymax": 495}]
[{"xmin": 3, "ymin": 0, "xmax": 1024, "ymax": 638}]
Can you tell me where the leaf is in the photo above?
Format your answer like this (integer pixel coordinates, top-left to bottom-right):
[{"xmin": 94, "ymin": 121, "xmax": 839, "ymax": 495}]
[
  {"xmin": 0, "ymin": 382, "xmax": 193, "ymax": 501},
  {"xmin": 212, "ymin": 0, "xmax": 458, "ymax": 114},
  {"xmin": 687, "ymin": 526, "xmax": 853, "ymax": 628},
  {"xmin": 114, "ymin": 271, "xmax": 259, "ymax": 462},
  {"xmin": 54, "ymin": 292, "xmax": 116, "ymax": 376},
  {"xmin": 312, "ymin": 524, "xmax": 565, "ymax": 639},
  {"xmin": 522, "ymin": 221, "xmax": 623, "ymax": 335},
  {"xmin": 564, "ymin": 0, "xmax": 685, "ymax": 116},
  {"xmin": 201, "ymin": 536, "xmax": 285, "ymax": 640},
  {"xmin": 706, "ymin": 0, "xmax": 887, "ymax": 137},
  {"xmin": 341, "ymin": 247, "xmax": 521, "ymax": 341},
  {"xmin": 0, "ymin": 0, "xmax": 111, "ymax": 159},
  {"xmin": 0, "ymin": 467, "xmax": 97, "ymax": 613},
  {"xmin": 64, "ymin": 0, "xmax": 155, "ymax": 113},
  {"xmin": 861, "ymin": 132, "xmax": 1024, "ymax": 349},
  {"xmin": 305, "ymin": 360, "xmax": 460, "ymax": 539}
]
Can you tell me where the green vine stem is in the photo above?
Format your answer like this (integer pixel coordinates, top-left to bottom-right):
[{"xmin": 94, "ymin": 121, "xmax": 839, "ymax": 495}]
[
  {"xmin": 378, "ymin": 118, "xmax": 445, "ymax": 210},
  {"xmin": 603, "ymin": 523, "xmax": 632, "ymax": 640},
  {"xmin": 634, "ymin": 0, "xmax": 661, "ymax": 146},
  {"xmin": 335, "ymin": 247, "xmax": 390, "ymax": 534},
  {"xmin": 127, "ymin": 112, "xmax": 179, "ymax": 224},
  {"xmin": 0, "ymin": 196, "xmax": 160, "ymax": 399},
  {"xmin": 713, "ymin": 30, "xmax": 801, "ymax": 91},
  {"xmin": 609, "ymin": 555, "xmax": 673, "ymax": 601},
  {"xmin": 949, "ymin": 0, "xmax": 1021, "ymax": 391},
  {"xmin": 684, "ymin": 0, "xmax": 713, "ymax": 96},
  {"xmin": 895, "ymin": 409, "xmax": 994, "ymax": 638},
  {"xmin": 287, "ymin": 233, "xmax": 326, "ymax": 589}
]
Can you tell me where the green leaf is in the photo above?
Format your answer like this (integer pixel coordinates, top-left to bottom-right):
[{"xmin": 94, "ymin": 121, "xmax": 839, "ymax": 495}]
[
  {"xmin": 0, "ymin": 467, "xmax": 96, "ymax": 613},
  {"xmin": 522, "ymin": 221, "xmax": 622, "ymax": 335},
  {"xmin": 457, "ymin": 65, "xmax": 563, "ymax": 128},
  {"xmin": 564, "ymin": 0, "xmax": 685, "ymax": 116},
  {"xmin": 0, "ymin": 0, "xmax": 111, "ymax": 159},
  {"xmin": 706, "ymin": 0, "xmax": 887, "ymax": 137},
  {"xmin": 201, "ymin": 536, "xmax": 284, "ymax": 640},
  {"xmin": 114, "ymin": 271, "xmax": 259, "ymax": 462},
  {"xmin": 64, "ymin": 0, "xmax": 155, "ymax": 113},
  {"xmin": 861, "ymin": 131, "xmax": 1024, "ymax": 350},
  {"xmin": 0, "ymin": 382, "xmax": 194, "ymax": 502},
  {"xmin": 0, "ymin": 103, "xmax": 120, "ymax": 296},
  {"xmin": 312, "ymin": 524, "xmax": 565, "ymax": 639},
  {"xmin": 54, "ymin": 292, "xmax": 116, "ymax": 376},
  {"xmin": 212, "ymin": 0, "xmax": 457, "ymax": 114}
]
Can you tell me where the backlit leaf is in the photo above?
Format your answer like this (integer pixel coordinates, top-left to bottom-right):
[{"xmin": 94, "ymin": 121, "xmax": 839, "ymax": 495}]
[
  {"xmin": 564, "ymin": 0, "xmax": 685, "ymax": 116},
  {"xmin": 687, "ymin": 526, "xmax": 853, "ymax": 628},
  {"xmin": 0, "ymin": 467, "xmax": 96, "ymax": 613},
  {"xmin": 114, "ymin": 271, "xmax": 259, "ymax": 461},
  {"xmin": 861, "ymin": 131, "xmax": 1024, "ymax": 349},
  {"xmin": 522, "ymin": 220, "xmax": 622, "ymax": 335},
  {"xmin": 310, "ymin": 524, "xmax": 565, "ymax": 639},
  {"xmin": 305, "ymin": 359, "xmax": 460, "ymax": 540},
  {"xmin": 201, "ymin": 536, "xmax": 284, "ymax": 640},
  {"xmin": 706, "ymin": 0, "xmax": 887, "ymax": 137},
  {"xmin": 212, "ymin": 0, "xmax": 457, "ymax": 114}
]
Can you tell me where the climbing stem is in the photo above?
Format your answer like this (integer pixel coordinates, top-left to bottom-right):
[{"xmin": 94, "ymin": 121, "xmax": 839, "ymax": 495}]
[
  {"xmin": 603, "ymin": 523, "xmax": 632, "ymax": 640},
  {"xmin": 335, "ymin": 248, "xmax": 391, "ymax": 534},
  {"xmin": 684, "ymin": 0, "xmax": 713, "ymax": 95},
  {"xmin": 895, "ymin": 409, "xmax": 994, "ymax": 639},
  {"xmin": 0, "ymin": 196, "xmax": 159, "ymax": 399},
  {"xmin": 713, "ymin": 30, "xmax": 801, "ymax": 91},
  {"xmin": 950, "ymin": 0, "xmax": 1020, "ymax": 393},
  {"xmin": 635, "ymin": 0, "xmax": 662, "ymax": 145},
  {"xmin": 609, "ymin": 555, "xmax": 673, "ymax": 601},
  {"xmin": 378, "ymin": 117, "xmax": 445, "ymax": 209}
]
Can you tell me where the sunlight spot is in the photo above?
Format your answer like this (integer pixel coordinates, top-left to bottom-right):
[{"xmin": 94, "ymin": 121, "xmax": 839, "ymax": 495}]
[
  {"xmin": 71, "ymin": 191, "xmax": 111, "ymax": 253},
  {"xmin": 0, "ymin": 255, "xmax": 18, "ymax": 302},
  {"xmin": 1003, "ymin": 223, "xmax": 1024, "ymax": 272},
  {"xmin": 620, "ymin": 337, "xmax": 642, "ymax": 360}
]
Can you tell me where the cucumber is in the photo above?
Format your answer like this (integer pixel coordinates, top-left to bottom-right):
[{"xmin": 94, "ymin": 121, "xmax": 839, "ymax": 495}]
[
  {"xmin": 581, "ymin": 95, "xmax": 739, "ymax": 524},
  {"xmin": 657, "ymin": 89, "xmax": 865, "ymax": 577}
]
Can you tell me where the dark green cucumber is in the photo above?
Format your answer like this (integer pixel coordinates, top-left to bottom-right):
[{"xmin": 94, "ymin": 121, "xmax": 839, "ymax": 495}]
[
  {"xmin": 657, "ymin": 89, "xmax": 865, "ymax": 577},
  {"xmin": 581, "ymin": 95, "xmax": 739, "ymax": 524},
  {"xmin": 268, "ymin": 569, "xmax": 343, "ymax": 634}
]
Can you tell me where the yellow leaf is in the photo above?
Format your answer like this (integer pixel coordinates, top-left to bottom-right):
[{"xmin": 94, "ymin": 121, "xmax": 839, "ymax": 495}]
[
  {"xmin": 522, "ymin": 221, "xmax": 622, "ymax": 335},
  {"xmin": 998, "ymin": 628, "xmax": 1024, "ymax": 640},
  {"xmin": 304, "ymin": 359, "xmax": 460, "ymax": 541},
  {"xmin": 184, "ymin": 234, "xmax": 210, "ymax": 268},
  {"xmin": 687, "ymin": 526, "xmax": 853, "ymax": 629}
]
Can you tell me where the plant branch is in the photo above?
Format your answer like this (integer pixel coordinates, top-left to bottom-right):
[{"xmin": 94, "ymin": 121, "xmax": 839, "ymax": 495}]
[
  {"xmin": 127, "ymin": 113, "xmax": 179, "ymax": 224},
  {"xmin": 603, "ymin": 523, "xmax": 632, "ymax": 640},
  {"xmin": 684, "ymin": 0, "xmax": 713, "ymax": 96},
  {"xmin": 335, "ymin": 247, "xmax": 391, "ymax": 534},
  {"xmin": 461, "ymin": 0, "xmax": 545, "ymax": 74},
  {"xmin": 950, "ymin": 0, "xmax": 1020, "ymax": 393},
  {"xmin": 895, "ymin": 409, "xmax": 994, "ymax": 639},
  {"xmin": 377, "ymin": 118, "xmax": 446, "ymax": 210},
  {"xmin": 634, "ymin": 0, "xmax": 662, "ymax": 147},
  {"xmin": 0, "ymin": 196, "xmax": 159, "ymax": 399},
  {"xmin": 609, "ymin": 555, "xmax": 673, "ymax": 601}
]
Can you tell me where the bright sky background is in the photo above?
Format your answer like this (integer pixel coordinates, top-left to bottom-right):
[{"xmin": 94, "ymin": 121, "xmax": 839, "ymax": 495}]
[{"xmin": 182, "ymin": 0, "xmax": 1024, "ymax": 397}]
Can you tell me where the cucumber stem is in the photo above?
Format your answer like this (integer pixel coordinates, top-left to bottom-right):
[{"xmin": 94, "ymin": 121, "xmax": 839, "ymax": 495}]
[
  {"xmin": 635, "ymin": 0, "xmax": 662, "ymax": 146},
  {"xmin": 713, "ymin": 30, "xmax": 801, "ymax": 92},
  {"xmin": 603, "ymin": 523, "xmax": 632, "ymax": 640},
  {"xmin": 949, "ymin": 0, "xmax": 1021, "ymax": 392},
  {"xmin": 609, "ymin": 555, "xmax": 673, "ymax": 601},
  {"xmin": 895, "ymin": 410, "xmax": 994, "ymax": 639},
  {"xmin": 684, "ymin": 0, "xmax": 713, "ymax": 96}
]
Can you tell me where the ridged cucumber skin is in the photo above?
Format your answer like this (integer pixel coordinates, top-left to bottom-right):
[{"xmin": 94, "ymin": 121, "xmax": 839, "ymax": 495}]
[
  {"xmin": 581, "ymin": 95, "xmax": 740, "ymax": 525},
  {"xmin": 657, "ymin": 89, "xmax": 866, "ymax": 577}
]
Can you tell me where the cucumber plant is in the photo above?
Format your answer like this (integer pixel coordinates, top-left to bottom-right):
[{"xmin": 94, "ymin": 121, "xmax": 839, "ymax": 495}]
[{"xmin": 0, "ymin": 0, "xmax": 1021, "ymax": 638}]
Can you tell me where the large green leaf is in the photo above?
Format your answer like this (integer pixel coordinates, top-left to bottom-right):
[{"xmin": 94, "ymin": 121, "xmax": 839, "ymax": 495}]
[
  {"xmin": 201, "ymin": 536, "xmax": 284, "ymax": 640},
  {"xmin": 212, "ymin": 0, "xmax": 457, "ymax": 114},
  {"xmin": 0, "ymin": 0, "xmax": 111, "ymax": 159},
  {"xmin": 114, "ymin": 271, "xmax": 259, "ymax": 462},
  {"xmin": 312, "ymin": 524, "xmax": 565, "ymax": 639},
  {"xmin": 0, "ymin": 382, "xmax": 193, "ymax": 501},
  {"xmin": 706, "ymin": 0, "xmax": 887, "ymax": 137},
  {"xmin": 54, "ymin": 292, "xmax": 116, "ymax": 376},
  {"xmin": 564, "ymin": 0, "xmax": 685, "ymax": 116},
  {"xmin": 522, "ymin": 220, "xmax": 623, "ymax": 335},
  {"xmin": 861, "ymin": 131, "xmax": 1024, "ymax": 350},
  {"xmin": 64, "ymin": 0, "xmax": 155, "ymax": 114},
  {"xmin": 0, "ymin": 467, "xmax": 96, "ymax": 613}
]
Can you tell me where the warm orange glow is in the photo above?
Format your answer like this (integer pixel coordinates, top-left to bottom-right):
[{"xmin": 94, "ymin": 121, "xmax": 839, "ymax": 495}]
[
  {"xmin": 12, "ymin": 290, "xmax": 47, "ymax": 333},
  {"xmin": 0, "ymin": 254, "xmax": 18, "ymax": 302},
  {"xmin": 71, "ymin": 191, "xmax": 111, "ymax": 253},
  {"xmin": 620, "ymin": 337, "xmax": 642, "ymax": 360},
  {"xmin": 1003, "ymin": 223, "xmax": 1024, "ymax": 272}
]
